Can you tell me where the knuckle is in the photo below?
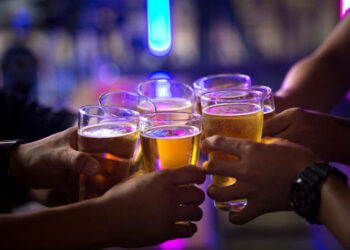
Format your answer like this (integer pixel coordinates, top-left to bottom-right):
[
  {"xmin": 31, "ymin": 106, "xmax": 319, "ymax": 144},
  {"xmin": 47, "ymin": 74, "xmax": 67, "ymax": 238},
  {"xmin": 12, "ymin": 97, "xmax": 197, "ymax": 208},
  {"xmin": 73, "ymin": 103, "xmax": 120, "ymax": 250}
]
[
  {"xmin": 293, "ymin": 107, "xmax": 305, "ymax": 117},
  {"xmin": 211, "ymin": 135, "xmax": 225, "ymax": 148}
]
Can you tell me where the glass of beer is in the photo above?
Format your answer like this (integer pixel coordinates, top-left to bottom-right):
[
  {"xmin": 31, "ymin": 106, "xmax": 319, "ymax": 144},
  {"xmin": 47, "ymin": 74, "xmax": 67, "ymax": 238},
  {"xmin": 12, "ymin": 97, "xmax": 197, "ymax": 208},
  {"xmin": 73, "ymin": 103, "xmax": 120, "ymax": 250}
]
[
  {"xmin": 99, "ymin": 91, "xmax": 156, "ymax": 175},
  {"xmin": 78, "ymin": 105, "xmax": 140, "ymax": 200},
  {"xmin": 201, "ymin": 89, "xmax": 264, "ymax": 212},
  {"xmin": 140, "ymin": 112, "xmax": 201, "ymax": 172},
  {"xmin": 98, "ymin": 90, "xmax": 156, "ymax": 114},
  {"xmin": 137, "ymin": 79, "xmax": 195, "ymax": 114},
  {"xmin": 193, "ymin": 73, "xmax": 251, "ymax": 113},
  {"xmin": 252, "ymin": 85, "xmax": 275, "ymax": 120}
]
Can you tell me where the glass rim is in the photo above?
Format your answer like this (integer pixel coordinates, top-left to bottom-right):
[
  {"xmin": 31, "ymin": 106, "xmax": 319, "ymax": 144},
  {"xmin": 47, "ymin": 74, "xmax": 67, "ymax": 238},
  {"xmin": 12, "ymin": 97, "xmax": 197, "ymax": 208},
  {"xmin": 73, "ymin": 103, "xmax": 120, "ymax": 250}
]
[
  {"xmin": 137, "ymin": 78, "xmax": 195, "ymax": 99},
  {"xmin": 193, "ymin": 73, "xmax": 251, "ymax": 91},
  {"xmin": 79, "ymin": 105, "xmax": 140, "ymax": 120},
  {"xmin": 140, "ymin": 112, "xmax": 201, "ymax": 122},
  {"xmin": 252, "ymin": 85, "xmax": 273, "ymax": 99},
  {"xmin": 200, "ymin": 89, "xmax": 263, "ymax": 102},
  {"xmin": 98, "ymin": 90, "xmax": 151, "ymax": 105}
]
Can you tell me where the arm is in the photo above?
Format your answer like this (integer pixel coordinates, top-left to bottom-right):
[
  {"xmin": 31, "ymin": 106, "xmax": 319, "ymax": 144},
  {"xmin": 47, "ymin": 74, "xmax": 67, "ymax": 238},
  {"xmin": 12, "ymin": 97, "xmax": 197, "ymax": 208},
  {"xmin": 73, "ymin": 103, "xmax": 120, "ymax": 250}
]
[
  {"xmin": 0, "ymin": 166, "xmax": 206, "ymax": 249},
  {"xmin": 275, "ymin": 14, "xmax": 350, "ymax": 112},
  {"xmin": 0, "ymin": 199, "xmax": 107, "ymax": 250},
  {"xmin": 318, "ymin": 175, "xmax": 350, "ymax": 248}
]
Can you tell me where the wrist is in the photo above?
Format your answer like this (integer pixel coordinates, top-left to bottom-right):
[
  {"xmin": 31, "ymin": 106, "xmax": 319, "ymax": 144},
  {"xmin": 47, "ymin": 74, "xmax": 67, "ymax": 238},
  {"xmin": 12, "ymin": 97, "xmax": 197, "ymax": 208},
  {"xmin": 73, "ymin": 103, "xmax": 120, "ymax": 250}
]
[
  {"xmin": 0, "ymin": 140, "xmax": 28, "ymax": 195},
  {"xmin": 290, "ymin": 162, "xmax": 348, "ymax": 224},
  {"xmin": 9, "ymin": 143, "xmax": 27, "ymax": 186},
  {"xmin": 318, "ymin": 174, "xmax": 349, "ymax": 223}
]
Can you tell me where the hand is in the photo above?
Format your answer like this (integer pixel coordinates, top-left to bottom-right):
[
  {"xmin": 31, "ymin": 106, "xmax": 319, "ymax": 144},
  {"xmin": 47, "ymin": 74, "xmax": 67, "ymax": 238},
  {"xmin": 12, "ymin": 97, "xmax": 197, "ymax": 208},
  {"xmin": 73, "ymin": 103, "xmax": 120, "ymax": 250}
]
[
  {"xmin": 263, "ymin": 108, "xmax": 350, "ymax": 165},
  {"xmin": 201, "ymin": 135, "xmax": 320, "ymax": 224},
  {"xmin": 97, "ymin": 166, "xmax": 206, "ymax": 248},
  {"xmin": 9, "ymin": 127, "xmax": 100, "ymax": 189}
]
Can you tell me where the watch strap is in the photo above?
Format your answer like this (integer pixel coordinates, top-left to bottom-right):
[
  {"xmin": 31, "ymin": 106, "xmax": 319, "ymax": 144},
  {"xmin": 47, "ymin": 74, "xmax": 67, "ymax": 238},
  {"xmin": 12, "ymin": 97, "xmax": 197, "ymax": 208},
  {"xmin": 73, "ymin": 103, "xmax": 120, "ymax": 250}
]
[
  {"xmin": 0, "ymin": 140, "xmax": 28, "ymax": 196},
  {"xmin": 291, "ymin": 162, "xmax": 348, "ymax": 224}
]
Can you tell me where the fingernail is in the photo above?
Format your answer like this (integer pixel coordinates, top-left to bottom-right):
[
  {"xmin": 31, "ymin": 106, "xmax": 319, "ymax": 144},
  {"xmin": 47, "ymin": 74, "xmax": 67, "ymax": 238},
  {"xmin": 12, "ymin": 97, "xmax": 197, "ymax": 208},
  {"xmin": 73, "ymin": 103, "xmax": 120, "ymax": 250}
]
[{"xmin": 202, "ymin": 161, "xmax": 208, "ymax": 170}]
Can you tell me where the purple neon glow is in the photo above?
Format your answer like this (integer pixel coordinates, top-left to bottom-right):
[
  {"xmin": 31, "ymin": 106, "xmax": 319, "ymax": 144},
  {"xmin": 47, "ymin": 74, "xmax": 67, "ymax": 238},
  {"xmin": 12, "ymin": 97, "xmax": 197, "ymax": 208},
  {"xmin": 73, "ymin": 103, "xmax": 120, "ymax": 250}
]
[
  {"xmin": 346, "ymin": 90, "xmax": 350, "ymax": 101},
  {"xmin": 340, "ymin": 0, "xmax": 350, "ymax": 18},
  {"xmin": 159, "ymin": 239, "xmax": 185, "ymax": 249}
]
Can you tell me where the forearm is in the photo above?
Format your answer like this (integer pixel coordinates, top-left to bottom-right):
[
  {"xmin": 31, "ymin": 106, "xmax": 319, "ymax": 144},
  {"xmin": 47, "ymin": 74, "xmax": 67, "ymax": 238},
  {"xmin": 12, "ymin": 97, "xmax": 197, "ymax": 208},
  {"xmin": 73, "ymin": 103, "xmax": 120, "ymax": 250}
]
[
  {"xmin": 331, "ymin": 117, "xmax": 350, "ymax": 165},
  {"xmin": 0, "ymin": 199, "xmax": 108, "ymax": 250},
  {"xmin": 318, "ymin": 175, "xmax": 350, "ymax": 248},
  {"xmin": 276, "ymin": 15, "xmax": 350, "ymax": 113},
  {"xmin": 275, "ymin": 54, "xmax": 348, "ymax": 113}
]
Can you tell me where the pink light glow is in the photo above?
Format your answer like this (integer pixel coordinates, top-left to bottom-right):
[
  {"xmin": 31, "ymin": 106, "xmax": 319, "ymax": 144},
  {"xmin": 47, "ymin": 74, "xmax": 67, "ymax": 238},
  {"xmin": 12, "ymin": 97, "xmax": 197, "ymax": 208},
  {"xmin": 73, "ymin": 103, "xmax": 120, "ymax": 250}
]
[
  {"xmin": 159, "ymin": 239, "xmax": 185, "ymax": 250},
  {"xmin": 340, "ymin": 0, "xmax": 350, "ymax": 18}
]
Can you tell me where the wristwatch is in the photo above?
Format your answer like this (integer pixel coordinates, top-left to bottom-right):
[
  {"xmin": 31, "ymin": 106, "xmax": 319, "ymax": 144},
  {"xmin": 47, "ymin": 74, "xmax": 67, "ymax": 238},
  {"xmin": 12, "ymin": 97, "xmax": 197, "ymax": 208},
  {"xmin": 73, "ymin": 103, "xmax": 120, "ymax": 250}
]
[
  {"xmin": 0, "ymin": 140, "xmax": 27, "ymax": 193},
  {"xmin": 290, "ymin": 162, "xmax": 348, "ymax": 224}
]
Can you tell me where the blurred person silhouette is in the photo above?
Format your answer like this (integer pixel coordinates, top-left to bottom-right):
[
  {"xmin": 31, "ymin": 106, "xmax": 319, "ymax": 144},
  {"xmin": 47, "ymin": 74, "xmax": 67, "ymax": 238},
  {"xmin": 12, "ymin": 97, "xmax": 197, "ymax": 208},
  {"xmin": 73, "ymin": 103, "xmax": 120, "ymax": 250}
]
[{"xmin": 2, "ymin": 46, "xmax": 38, "ymax": 101}]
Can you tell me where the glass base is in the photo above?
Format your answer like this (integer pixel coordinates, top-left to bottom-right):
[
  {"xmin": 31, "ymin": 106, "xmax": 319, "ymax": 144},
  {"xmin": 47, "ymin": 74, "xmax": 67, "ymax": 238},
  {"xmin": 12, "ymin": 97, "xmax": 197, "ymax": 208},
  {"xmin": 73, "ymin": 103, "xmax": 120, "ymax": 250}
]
[{"xmin": 214, "ymin": 199, "xmax": 247, "ymax": 212}]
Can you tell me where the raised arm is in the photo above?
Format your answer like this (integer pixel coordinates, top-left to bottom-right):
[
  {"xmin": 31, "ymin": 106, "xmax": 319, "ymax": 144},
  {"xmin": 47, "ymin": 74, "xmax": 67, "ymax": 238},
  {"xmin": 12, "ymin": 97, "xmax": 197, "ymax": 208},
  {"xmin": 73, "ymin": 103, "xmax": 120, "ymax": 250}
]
[{"xmin": 275, "ymin": 14, "xmax": 350, "ymax": 112}]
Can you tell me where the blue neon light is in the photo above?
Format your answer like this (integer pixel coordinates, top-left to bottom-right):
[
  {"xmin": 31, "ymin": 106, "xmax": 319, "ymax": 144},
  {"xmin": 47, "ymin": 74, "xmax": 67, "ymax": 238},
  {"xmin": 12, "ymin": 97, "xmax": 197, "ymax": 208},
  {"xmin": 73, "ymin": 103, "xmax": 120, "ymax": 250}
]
[
  {"xmin": 148, "ymin": 71, "xmax": 172, "ymax": 79},
  {"xmin": 147, "ymin": 0, "xmax": 172, "ymax": 56}
]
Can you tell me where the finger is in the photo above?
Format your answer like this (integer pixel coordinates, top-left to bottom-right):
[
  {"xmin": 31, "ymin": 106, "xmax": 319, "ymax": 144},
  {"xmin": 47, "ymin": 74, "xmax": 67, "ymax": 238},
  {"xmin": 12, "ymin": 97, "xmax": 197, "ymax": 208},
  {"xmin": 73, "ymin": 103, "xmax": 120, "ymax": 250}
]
[
  {"xmin": 263, "ymin": 108, "xmax": 294, "ymax": 137},
  {"xmin": 229, "ymin": 202, "xmax": 263, "ymax": 225},
  {"xmin": 170, "ymin": 223, "xmax": 198, "ymax": 239},
  {"xmin": 201, "ymin": 135, "xmax": 251, "ymax": 157},
  {"xmin": 207, "ymin": 182, "xmax": 252, "ymax": 202},
  {"xmin": 175, "ymin": 186, "xmax": 205, "ymax": 205},
  {"xmin": 60, "ymin": 148, "xmax": 100, "ymax": 176},
  {"xmin": 167, "ymin": 166, "xmax": 206, "ymax": 185},
  {"xmin": 67, "ymin": 127, "xmax": 79, "ymax": 150},
  {"xmin": 173, "ymin": 205, "xmax": 203, "ymax": 222},
  {"xmin": 205, "ymin": 159, "xmax": 243, "ymax": 178}
]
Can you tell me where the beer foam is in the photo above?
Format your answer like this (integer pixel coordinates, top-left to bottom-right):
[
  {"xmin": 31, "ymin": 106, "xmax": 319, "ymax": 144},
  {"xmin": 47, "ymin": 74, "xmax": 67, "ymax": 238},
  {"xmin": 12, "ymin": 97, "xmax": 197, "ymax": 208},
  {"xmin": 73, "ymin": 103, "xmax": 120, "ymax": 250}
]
[
  {"xmin": 79, "ymin": 123, "xmax": 138, "ymax": 138},
  {"xmin": 142, "ymin": 125, "xmax": 200, "ymax": 139},
  {"xmin": 203, "ymin": 103, "xmax": 261, "ymax": 116}
]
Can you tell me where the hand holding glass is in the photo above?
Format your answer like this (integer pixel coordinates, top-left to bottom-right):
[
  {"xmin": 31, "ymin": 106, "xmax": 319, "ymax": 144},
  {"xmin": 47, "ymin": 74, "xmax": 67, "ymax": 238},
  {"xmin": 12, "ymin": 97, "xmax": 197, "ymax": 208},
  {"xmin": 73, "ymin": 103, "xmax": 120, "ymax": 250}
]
[{"xmin": 201, "ymin": 89, "xmax": 264, "ymax": 212}]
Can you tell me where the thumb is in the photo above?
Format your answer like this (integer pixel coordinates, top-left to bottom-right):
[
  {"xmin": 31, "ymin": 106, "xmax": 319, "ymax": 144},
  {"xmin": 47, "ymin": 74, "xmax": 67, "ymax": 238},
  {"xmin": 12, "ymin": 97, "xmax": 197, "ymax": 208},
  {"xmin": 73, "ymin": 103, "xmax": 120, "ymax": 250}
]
[
  {"xmin": 263, "ymin": 109, "xmax": 293, "ymax": 137},
  {"xmin": 60, "ymin": 148, "xmax": 100, "ymax": 176}
]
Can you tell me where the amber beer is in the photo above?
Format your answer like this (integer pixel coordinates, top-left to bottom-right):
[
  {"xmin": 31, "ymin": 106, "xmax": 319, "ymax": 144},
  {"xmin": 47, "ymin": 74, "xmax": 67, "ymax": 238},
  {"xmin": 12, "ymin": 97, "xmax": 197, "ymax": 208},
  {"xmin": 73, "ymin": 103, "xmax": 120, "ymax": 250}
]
[
  {"xmin": 141, "ymin": 125, "xmax": 201, "ymax": 171},
  {"xmin": 202, "ymin": 103, "xmax": 263, "ymax": 210},
  {"xmin": 78, "ymin": 122, "xmax": 139, "ymax": 200}
]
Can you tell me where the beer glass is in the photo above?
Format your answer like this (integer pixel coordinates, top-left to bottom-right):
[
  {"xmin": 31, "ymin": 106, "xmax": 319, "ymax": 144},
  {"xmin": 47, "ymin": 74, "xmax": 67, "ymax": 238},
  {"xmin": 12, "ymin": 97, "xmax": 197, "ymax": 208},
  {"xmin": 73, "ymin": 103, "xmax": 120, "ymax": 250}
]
[
  {"xmin": 137, "ymin": 79, "xmax": 195, "ymax": 114},
  {"xmin": 140, "ymin": 112, "xmax": 201, "ymax": 172},
  {"xmin": 193, "ymin": 73, "xmax": 251, "ymax": 113},
  {"xmin": 201, "ymin": 89, "xmax": 264, "ymax": 212},
  {"xmin": 78, "ymin": 106, "xmax": 139, "ymax": 200},
  {"xmin": 99, "ymin": 90, "xmax": 156, "ymax": 114},
  {"xmin": 99, "ymin": 91, "xmax": 155, "ymax": 174},
  {"xmin": 252, "ymin": 85, "xmax": 275, "ymax": 120}
]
